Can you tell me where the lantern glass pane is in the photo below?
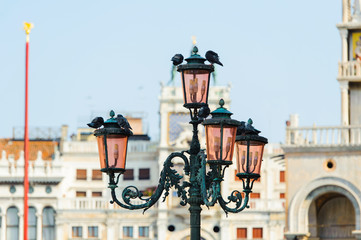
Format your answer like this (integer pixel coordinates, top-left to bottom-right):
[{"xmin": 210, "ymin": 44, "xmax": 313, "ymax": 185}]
[
  {"xmin": 181, "ymin": 69, "xmax": 210, "ymax": 105},
  {"xmin": 205, "ymin": 125, "xmax": 237, "ymax": 161},
  {"xmin": 106, "ymin": 135, "xmax": 128, "ymax": 170},
  {"xmin": 235, "ymin": 140, "xmax": 265, "ymax": 175},
  {"xmin": 96, "ymin": 135, "xmax": 106, "ymax": 169}
]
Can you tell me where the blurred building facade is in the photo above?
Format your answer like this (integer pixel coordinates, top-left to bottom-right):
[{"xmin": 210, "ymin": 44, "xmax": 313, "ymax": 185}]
[{"xmin": 0, "ymin": 84, "xmax": 285, "ymax": 240}]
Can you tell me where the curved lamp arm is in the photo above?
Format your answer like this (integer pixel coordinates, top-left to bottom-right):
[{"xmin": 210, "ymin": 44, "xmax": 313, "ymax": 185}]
[
  {"xmin": 199, "ymin": 152, "xmax": 251, "ymax": 214},
  {"xmin": 108, "ymin": 152, "xmax": 190, "ymax": 212},
  {"xmin": 199, "ymin": 152, "xmax": 219, "ymax": 207}
]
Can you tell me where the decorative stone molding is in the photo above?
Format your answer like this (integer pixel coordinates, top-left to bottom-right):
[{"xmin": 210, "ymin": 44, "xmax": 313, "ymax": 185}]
[{"xmin": 288, "ymin": 177, "xmax": 361, "ymax": 233}]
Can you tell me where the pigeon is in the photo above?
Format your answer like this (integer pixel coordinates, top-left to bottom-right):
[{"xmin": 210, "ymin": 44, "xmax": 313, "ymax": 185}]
[
  {"xmin": 236, "ymin": 121, "xmax": 246, "ymax": 135},
  {"xmin": 198, "ymin": 105, "xmax": 210, "ymax": 121},
  {"xmin": 171, "ymin": 54, "xmax": 184, "ymax": 66},
  {"xmin": 205, "ymin": 50, "xmax": 223, "ymax": 66},
  {"xmin": 237, "ymin": 119, "xmax": 261, "ymax": 135},
  {"xmin": 87, "ymin": 117, "xmax": 104, "ymax": 128},
  {"xmin": 116, "ymin": 114, "xmax": 132, "ymax": 132}
]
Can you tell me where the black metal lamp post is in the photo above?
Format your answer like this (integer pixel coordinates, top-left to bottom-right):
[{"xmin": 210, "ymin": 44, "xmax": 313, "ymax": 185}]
[{"xmin": 91, "ymin": 47, "xmax": 268, "ymax": 240}]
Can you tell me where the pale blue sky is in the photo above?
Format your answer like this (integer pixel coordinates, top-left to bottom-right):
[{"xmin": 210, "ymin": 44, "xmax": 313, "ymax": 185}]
[{"xmin": 0, "ymin": 1, "xmax": 342, "ymax": 143}]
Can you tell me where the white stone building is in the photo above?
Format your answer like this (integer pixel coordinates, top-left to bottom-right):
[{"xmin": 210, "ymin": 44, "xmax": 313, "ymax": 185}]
[
  {"xmin": 0, "ymin": 83, "xmax": 285, "ymax": 240},
  {"xmin": 283, "ymin": 1, "xmax": 361, "ymax": 239}
]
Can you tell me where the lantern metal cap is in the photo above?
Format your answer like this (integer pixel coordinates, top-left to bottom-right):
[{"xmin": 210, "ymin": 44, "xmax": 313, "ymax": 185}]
[
  {"xmin": 236, "ymin": 119, "xmax": 268, "ymax": 143},
  {"xmin": 177, "ymin": 46, "xmax": 214, "ymax": 72},
  {"xmin": 94, "ymin": 110, "xmax": 133, "ymax": 137},
  {"xmin": 210, "ymin": 99, "xmax": 233, "ymax": 119},
  {"xmin": 202, "ymin": 99, "xmax": 241, "ymax": 127}
]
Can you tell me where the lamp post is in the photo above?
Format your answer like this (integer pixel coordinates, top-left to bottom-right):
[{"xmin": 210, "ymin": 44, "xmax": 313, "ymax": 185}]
[{"xmin": 91, "ymin": 47, "xmax": 268, "ymax": 240}]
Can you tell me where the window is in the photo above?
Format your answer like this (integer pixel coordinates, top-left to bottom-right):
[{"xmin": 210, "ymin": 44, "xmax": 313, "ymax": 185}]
[
  {"xmin": 7, "ymin": 207, "xmax": 19, "ymax": 240},
  {"xmin": 280, "ymin": 170, "xmax": 285, "ymax": 183},
  {"xmin": 92, "ymin": 170, "xmax": 102, "ymax": 180},
  {"xmin": 123, "ymin": 226, "xmax": 133, "ymax": 238},
  {"xmin": 76, "ymin": 191, "xmax": 86, "ymax": 197},
  {"xmin": 88, "ymin": 226, "xmax": 99, "ymax": 238},
  {"xmin": 280, "ymin": 193, "xmax": 285, "ymax": 199},
  {"xmin": 72, "ymin": 226, "xmax": 83, "ymax": 238},
  {"xmin": 92, "ymin": 192, "xmax": 102, "ymax": 197},
  {"xmin": 250, "ymin": 193, "xmax": 260, "ymax": 199},
  {"xmin": 236, "ymin": 228, "xmax": 247, "ymax": 239},
  {"xmin": 139, "ymin": 226, "xmax": 149, "ymax": 238},
  {"xmin": 28, "ymin": 207, "xmax": 37, "ymax": 240},
  {"xmin": 252, "ymin": 228, "xmax": 263, "ymax": 239},
  {"xmin": 43, "ymin": 207, "xmax": 55, "ymax": 240},
  {"xmin": 123, "ymin": 169, "xmax": 134, "ymax": 180},
  {"xmin": 139, "ymin": 168, "xmax": 150, "ymax": 180},
  {"xmin": 76, "ymin": 169, "xmax": 87, "ymax": 180}
]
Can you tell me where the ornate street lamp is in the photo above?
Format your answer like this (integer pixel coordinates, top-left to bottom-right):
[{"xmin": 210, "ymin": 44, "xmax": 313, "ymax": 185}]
[
  {"xmin": 90, "ymin": 47, "xmax": 268, "ymax": 240},
  {"xmin": 94, "ymin": 110, "xmax": 133, "ymax": 174},
  {"xmin": 177, "ymin": 46, "xmax": 213, "ymax": 109}
]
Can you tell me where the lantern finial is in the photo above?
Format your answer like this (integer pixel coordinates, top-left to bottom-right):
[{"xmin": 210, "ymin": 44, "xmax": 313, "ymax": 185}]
[
  {"xmin": 219, "ymin": 99, "xmax": 225, "ymax": 108},
  {"xmin": 110, "ymin": 110, "xmax": 115, "ymax": 118}
]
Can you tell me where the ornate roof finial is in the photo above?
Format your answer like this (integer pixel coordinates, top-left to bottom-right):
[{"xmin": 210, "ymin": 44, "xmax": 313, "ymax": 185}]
[
  {"xmin": 192, "ymin": 36, "xmax": 197, "ymax": 46},
  {"xmin": 24, "ymin": 22, "xmax": 33, "ymax": 35}
]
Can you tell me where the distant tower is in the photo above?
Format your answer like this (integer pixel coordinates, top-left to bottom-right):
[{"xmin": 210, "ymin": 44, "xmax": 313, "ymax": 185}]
[
  {"xmin": 337, "ymin": 0, "xmax": 361, "ymax": 126},
  {"xmin": 283, "ymin": 1, "xmax": 361, "ymax": 239}
]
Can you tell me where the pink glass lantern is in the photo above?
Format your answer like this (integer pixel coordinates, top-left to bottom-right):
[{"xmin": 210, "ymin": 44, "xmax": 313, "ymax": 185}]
[
  {"xmin": 203, "ymin": 99, "xmax": 241, "ymax": 165},
  {"xmin": 177, "ymin": 46, "xmax": 214, "ymax": 109},
  {"xmin": 94, "ymin": 111, "xmax": 133, "ymax": 174},
  {"xmin": 235, "ymin": 120, "xmax": 268, "ymax": 180}
]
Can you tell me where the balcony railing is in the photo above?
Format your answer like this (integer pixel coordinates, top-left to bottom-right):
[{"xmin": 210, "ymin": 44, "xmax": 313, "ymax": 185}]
[
  {"xmin": 338, "ymin": 61, "xmax": 361, "ymax": 79},
  {"xmin": 59, "ymin": 198, "xmax": 152, "ymax": 210},
  {"xmin": 285, "ymin": 125, "xmax": 361, "ymax": 146},
  {"xmin": 62, "ymin": 141, "xmax": 158, "ymax": 153},
  {"xmin": 247, "ymin": 199, "xmax": 285, "ymax": 211}
]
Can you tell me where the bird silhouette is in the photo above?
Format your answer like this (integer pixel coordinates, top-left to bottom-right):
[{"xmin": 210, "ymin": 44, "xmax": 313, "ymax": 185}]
[
  {"xmin": 87, "ymin": 117, "xmax": 104, "ymax": 128},
  {"xmin": 237, "ymin": 121, "xmax": 246, "ymax": 135},
  {"xmin": 198, "ymin": 105, "xmax": 211, "ymax": 121},
  {"xmin": 171, "ymin": 54, "xmax": 184, "ymax": 66},
  {"xmin": 117, "ymin": 114, "xmax": 132, "ymax": 132},
  {"xmin": 205, "ymin": 50, "xmax": 223, "ymax": 66},
  {"xmin": 237, "ymin": 119, "xmax": 261, "ymax": 135}
]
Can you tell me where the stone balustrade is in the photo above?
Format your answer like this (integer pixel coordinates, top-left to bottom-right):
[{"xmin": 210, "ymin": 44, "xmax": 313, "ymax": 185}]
[
  {"xmin": 285, "ymin": 125, "xmax": 361, "ymax": 146},
  {"xmin": 62, "ymin": 140, "xmax": 158, "ymax": 153},
  {"xmin": 247, "ymin": 199, "xmax": 285, "ymax": 211},
  {"xmin": 338, "ymin": 61, "xmax": 361, "ymax": 79},
  {"xmin": 0, "ymin": 150, "xmax": 62, "ymax": 178}
]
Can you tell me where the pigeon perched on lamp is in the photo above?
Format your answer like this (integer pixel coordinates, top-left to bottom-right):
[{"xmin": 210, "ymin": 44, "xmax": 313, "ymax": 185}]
[
  {"xmin": 171, "ymin": 54, "xmax": 184, "ymax": 66},
  {"xmin": 237, "ymin": 119, "xmax": 260, "ymax": 135},
  {"xmin": 117, "ymin": 114, "xmax": 132, "ymax": 133},
  {"xmin": 87, "ymin": 117, "xmax": 104, "ymax": 129},
  {"xmin": 198, "ymin": 105, "xmax": 211, "ymax": 121},
  {"xmin": 205, "ymin": 50, "xmax": 223, "ymax": 66}
]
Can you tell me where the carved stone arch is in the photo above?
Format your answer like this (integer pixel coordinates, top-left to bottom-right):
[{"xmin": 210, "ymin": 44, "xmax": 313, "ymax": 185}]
[{"xmin": 288, "ymin": 177, "xmax": 361, "ymax": 233}]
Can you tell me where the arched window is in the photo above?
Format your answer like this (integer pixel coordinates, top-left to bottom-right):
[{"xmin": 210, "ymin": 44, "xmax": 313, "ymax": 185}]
[
  {"xmin": 42, "ymin": 207, "xmax": 55, "ymax": 240},
  {"xmin": 28, "ymin": 207, "xmax": 37, "ymax": 240},
  {"xmin": 7, "ymin": 207, "xmax": 19, "ymax": 240}
]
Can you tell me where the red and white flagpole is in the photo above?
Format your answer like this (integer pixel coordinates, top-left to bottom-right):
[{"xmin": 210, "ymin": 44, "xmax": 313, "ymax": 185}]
[{"xmin": 23, "ymin": 22, "xmax": 33, "ymax": 240}]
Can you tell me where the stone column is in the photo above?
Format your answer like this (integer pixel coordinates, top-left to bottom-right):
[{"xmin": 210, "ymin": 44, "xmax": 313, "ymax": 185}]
[
  {"xmin": 340, "ymin": 81, "xmax": 349, "ymax": 126},
  {"xmin": 339, "ymin": 29, "xmax": 348, "ymax": 62},
  {"xmin": 343, "ymin": 0, "xmax": 351, "ymax": 22},
  {"xmin": 18, "ymin": 212, "xmax": 23, "ymax": 240},
  {"xmin": 36, "ymin": 213, "xmax": 42, "ymax": 240},
  {"xmin": 1, "ymin": 213, "xmax": 6, "ymax": 240}
]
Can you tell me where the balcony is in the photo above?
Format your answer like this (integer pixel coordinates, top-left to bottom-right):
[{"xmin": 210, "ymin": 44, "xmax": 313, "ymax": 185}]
[
  {"xmin": 285, "ymin": 125, "xmax": 361, "ymax": 147},
  {"xmin": 338, "ymin": 61, "xmax": 361, "ymax": 80}
]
